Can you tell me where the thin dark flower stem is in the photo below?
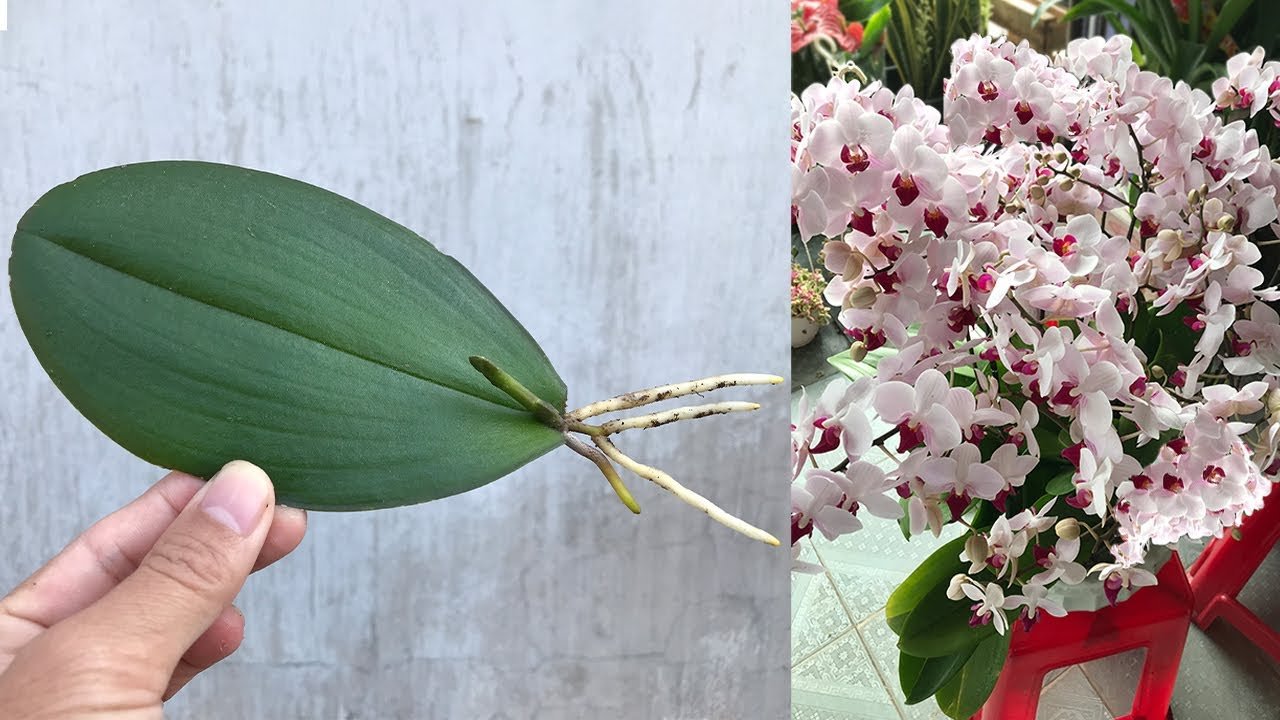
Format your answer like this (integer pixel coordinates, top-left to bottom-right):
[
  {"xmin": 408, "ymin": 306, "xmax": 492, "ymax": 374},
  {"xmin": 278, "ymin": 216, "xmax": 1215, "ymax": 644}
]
[
  {"xmin": 1052, "ymin": 168, "xmax": 1134, "ymax": 209},
  {"xmin": 1129, "ymin": 125, "xmax": 1151, "ymax": 194},
  {"xmin": 872, "ymin": 426, "xmax": 899, "ymax": 452}
]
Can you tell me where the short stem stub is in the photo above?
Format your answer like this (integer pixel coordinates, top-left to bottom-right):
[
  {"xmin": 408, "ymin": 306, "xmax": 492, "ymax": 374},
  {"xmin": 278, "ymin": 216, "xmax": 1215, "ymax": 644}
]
[{"xmin": 469, "ymin": 356, "xmax": 564, "ymax": 429}]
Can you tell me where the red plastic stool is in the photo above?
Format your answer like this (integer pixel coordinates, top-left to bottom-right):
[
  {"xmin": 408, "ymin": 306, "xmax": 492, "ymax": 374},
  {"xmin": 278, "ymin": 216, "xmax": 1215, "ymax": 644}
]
[
  {"xmin": 1187, "ymin": 491, "xmax": 1280, "ymax": 663},
  {"xmin": 972, "ymin": 553, "xmax": 1192, "ymax": 720}
]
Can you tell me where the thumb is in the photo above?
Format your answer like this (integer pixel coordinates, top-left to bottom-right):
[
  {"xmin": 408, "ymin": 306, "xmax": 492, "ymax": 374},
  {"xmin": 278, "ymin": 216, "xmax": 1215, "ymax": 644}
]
[{"xmin": 73, "ymin": 460, "xmax": 275, "ymax": 671}]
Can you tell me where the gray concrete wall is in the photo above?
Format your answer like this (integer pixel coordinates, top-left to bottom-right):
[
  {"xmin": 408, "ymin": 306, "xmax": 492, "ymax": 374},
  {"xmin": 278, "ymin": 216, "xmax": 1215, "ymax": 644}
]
[{"xmin": 0, "ymin": 2, "xmax": 789, "ymax": 717}]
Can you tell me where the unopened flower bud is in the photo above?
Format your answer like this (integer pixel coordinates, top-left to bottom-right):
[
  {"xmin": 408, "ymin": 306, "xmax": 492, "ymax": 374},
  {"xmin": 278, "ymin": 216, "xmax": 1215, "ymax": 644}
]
[
  {"xmin": 1150, "ymin": 365, "xmax": 1166, "ymax": 380},
  {"xmin": 946, "ymin": 573, "xmax": 970, "ymax": 600},
  {"xmin": 1029, "ymin": 184, "xmax": 1046, "ymax": 202},
  {"xmin": 847, "ymin": 285, "xmax": 878, "ymax": 309},
  {"xmin": 1058, "ymin": 178, "xmax": 1075, "ymax": 192},
  {"xmin": 1188, "ymin": 187, "xmax": 1202, "ymax": 205},
  {"xmin": 1055, "ymin": 518, "xmax": 1081, "ymax": 540},
  {"xmin": 1216, "ymin": 215, "xmax": 1236, "ymax": 232},
  {"xmin": 1267, "ymin": 388, "xmax": 1280, "ymax": 417},
  {"xmin": 848, "ymin": 341, "xmax": 868, "ymax": 363},
  {"xmin": 1053, "ymin": 149, "xmax": 1069, "ymax": 165},
  {"xmin": 964, "ymin": 535, "xmax": 990, "ymax": 565},
  {"xmin": 1068, "ymin": 166, "xmax": 1082, "ymax": 179}
]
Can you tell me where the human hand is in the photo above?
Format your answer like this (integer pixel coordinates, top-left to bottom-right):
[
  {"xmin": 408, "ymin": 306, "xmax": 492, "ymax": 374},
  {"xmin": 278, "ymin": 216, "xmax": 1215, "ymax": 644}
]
[{"xmin": 0, "ymin": 461, "xmax": 307, "ymax": 718}]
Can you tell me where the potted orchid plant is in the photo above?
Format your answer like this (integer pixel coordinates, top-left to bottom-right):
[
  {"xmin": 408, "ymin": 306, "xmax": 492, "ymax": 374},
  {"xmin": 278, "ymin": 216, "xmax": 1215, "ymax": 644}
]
[
  {"xmin": 792, "ymin": 263, "xmax": 832, "ymax": 348},
  {"xmin": 790, "ymin": 33, "xmax": 1280, "ymax": 718}
]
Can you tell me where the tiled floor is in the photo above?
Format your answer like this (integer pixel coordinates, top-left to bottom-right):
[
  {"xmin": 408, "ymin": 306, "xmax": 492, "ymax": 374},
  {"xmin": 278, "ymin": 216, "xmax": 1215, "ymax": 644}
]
[{"xmin": 792, "ymin": 375, "xmax": 1280, "ymax": 720}]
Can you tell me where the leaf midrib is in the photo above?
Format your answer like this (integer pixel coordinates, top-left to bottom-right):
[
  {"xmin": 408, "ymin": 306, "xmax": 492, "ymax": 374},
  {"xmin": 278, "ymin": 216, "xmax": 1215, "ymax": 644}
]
[{"xmin": 19, "ymin": 229, "xmax": 526, "ymax": 413}]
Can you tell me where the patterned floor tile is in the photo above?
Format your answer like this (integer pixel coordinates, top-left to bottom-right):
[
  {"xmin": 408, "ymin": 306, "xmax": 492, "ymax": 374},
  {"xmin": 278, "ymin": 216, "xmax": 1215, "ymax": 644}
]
[
  {"xmin": 793, "ymin": 538, "xmax": 822, "ymax": 616},
  {"xmin": 793, "ymin": 630, "xmax": 901, "ymax": 719},
  {"xmin": 814, "ymin": 513, "xmax": 965, "ymax": 575},
  {"xmin": 792, "ymin": 703, "xmax": 898, "ymax": 720},
  {"xmin": 1037, "ymin": 667, "xmax": 1113, "ymax": 720},
  {"xmin": 1079, "ymin": 649, "xmax": 1145, "ymax": 717},
  {"xmin": 820, "ymin": 558, "xmax": 907, "ymax": 625},
  {"xmin": 793, "ymin": 560, "xmax": 854, "ymax": 666}
]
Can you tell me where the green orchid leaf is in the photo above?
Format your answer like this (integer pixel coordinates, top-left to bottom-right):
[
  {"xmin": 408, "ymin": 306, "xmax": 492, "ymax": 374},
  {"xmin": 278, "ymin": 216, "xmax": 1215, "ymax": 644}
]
[
  {"xmin": 1032, "ymin": 421, "xmax": 1068, "ymax": 460},
  {"xmin": 1064, "ymin": 0, "xmax": 1171, "ymax": 70},
  {"xmin": 900, "ymin": 645, "xmax": 978, "ymax": 705},
  {"xmin": 970, "ymin": 500, "xmax": 1000, "ymax": 532},
  {"xmin": 1045, "ymin": 468, "xmax": 1077, "ymax": 496},
  {"xmin": 10, "ymin": 161, "xmax": 567, "ymax": 510},
  {"xmin": 899, "ymin": 497, "xmax": 914, "ymax": 541},
  {"xmin": 1206, "ymin": 0, "xmax": 1257, "ymax": 52},
  {"xmin": 1147, "ymin": 303, "xmax": 1201, "ymax": 372},
  {"xmin": 862, "ymin": 4, "xmax": 892, "ymax": 49},
  {"xmin": 935, "ymin": 629, "xmax": 1012, "ymax": 719},
  {"xmin": 886, "ymin": 536, "xmax": 967, "ymax": 635}
]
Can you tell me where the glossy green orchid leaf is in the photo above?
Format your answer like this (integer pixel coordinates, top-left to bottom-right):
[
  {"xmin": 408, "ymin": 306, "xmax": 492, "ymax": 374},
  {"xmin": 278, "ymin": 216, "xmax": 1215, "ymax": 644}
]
[
  {"xmin": 10, "ymin": 161, "xmax": 567, "ymax": 511},
  {"xmin": 935, "ymin": 629, "xmax": 1011, "ymax": 719}
]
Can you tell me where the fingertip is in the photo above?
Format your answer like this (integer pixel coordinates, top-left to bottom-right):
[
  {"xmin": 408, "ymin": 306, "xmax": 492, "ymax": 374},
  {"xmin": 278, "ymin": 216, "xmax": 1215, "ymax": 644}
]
[
  {"xmin": 199, "ymin": 461, "xmax": 275, "ymax": 538},
  {"xmin": 275, "ymin": 504, "xmax": 308, "ymax": 527},
  {"xmin": 252, "ymin": 506, "xmax": 308, "ymax": 573},
  {"xmin": 271, "ymin": 505, "xmax": 307, "ymax": 547},
  {"xmin": 148, "ymin": 469, "xmax": 207, "ymax": 507},
  {"xmin": 216, "ymin": 460, "xmax": 273, "ymax": 491}
]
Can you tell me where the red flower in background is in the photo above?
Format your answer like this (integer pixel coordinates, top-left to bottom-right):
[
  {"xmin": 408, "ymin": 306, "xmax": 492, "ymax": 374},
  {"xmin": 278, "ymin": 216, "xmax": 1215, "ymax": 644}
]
[{"xmin": 792, "ymin": 0, "xmax": 863, "ymax": 54}]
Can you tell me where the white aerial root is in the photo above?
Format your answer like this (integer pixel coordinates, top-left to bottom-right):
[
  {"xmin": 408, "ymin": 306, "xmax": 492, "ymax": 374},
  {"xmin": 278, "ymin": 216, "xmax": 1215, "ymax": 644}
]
[
  {"xmin": 560, "ymin": 373, "xmax": 782, "ymax": 545},
  {"xmin": 566, "ymin": 373, "xmax": 782, "ymax": 421},
  {"xmin": 592, "ymin": 435, "xmax": 781, "ymax": 546},
  {"xmin": 470, "ymin": 358, "xmax": 781, "ymax": 546},
  {"xmin": 569, "ymin": 401, "xmax": 761, "ymax": 436}
]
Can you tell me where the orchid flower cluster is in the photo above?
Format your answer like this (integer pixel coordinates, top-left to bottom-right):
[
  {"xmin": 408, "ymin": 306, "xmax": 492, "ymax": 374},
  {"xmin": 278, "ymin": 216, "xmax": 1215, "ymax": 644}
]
[{"xmin": 790, "ymin": 34, "xmax": 1280, "ymax": 632}]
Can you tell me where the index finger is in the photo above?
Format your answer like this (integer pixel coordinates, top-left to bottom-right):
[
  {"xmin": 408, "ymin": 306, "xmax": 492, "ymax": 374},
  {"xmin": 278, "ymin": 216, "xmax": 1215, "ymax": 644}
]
[
  {"xmin": 0, "ymin": 470, "xmax": 307, "ymax": 632},
  {"xmin": 0, "ymin": 471, "xmax": 203, "ymax": 630}
]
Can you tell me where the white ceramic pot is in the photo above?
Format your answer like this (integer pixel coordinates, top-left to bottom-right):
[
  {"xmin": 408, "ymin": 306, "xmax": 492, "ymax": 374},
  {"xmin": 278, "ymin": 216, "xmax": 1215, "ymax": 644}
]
[{"xmin": 792, "ymin": 316, "xmax": 824, "ymax": 348}]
